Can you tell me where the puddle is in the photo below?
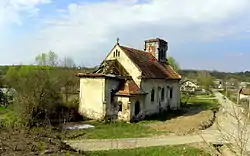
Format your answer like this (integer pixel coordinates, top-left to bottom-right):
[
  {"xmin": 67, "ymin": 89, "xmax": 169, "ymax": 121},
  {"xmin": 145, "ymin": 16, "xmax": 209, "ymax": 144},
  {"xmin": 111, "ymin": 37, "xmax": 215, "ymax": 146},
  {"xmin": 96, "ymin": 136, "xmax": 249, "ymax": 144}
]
[{"xmin": 63, "ymin": 124, "xmax": 95, "ymax": 130}]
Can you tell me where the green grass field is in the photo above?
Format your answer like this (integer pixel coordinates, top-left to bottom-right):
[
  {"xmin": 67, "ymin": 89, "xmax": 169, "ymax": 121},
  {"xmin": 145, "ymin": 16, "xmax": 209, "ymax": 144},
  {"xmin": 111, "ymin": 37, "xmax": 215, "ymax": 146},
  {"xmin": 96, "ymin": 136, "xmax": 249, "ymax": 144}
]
[
  {"xmin": 66, "ymin": 94, "xmax": 219, "ymax": 140},
  {"xmin": 65, "ymin": 121, "xmax": 171, "ymax": 139},
  {"xmin": 87, "ymin": 145, "xmax": 211, "ymax": 156},
  {"xmin": 187, "ymin": 96, "xmax": 219, "ymax": 109},
  {"xmin": 0, "ymin": 105, "xmax": 6, "ymax": 114}
]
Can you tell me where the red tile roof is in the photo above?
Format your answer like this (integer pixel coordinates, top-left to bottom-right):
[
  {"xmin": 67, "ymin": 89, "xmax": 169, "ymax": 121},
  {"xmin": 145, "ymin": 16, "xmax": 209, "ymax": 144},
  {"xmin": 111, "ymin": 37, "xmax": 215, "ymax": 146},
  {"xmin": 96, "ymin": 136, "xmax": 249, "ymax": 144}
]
[
  {"xmin": 120, "ymin": 46, "xmax": 181, "ymax": 80},
  {"xmin": 240, "ymin": 88, "xmax": 250, "ymax": 95},
  {"xmin": 116, "ymin": 79, "xmax": 146, "ymax": 96}
]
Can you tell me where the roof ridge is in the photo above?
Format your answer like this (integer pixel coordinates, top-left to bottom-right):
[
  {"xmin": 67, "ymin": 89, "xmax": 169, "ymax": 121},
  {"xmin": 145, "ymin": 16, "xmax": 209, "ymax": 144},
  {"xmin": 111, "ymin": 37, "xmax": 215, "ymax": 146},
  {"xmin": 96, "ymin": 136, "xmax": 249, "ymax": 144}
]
[
  {"xmin": 120, "ymin": 45, "xmax": 147, "ymax": 54},
  {"xmin": 119, "ymin": 44, "xmax": 181, "ymax": 80}
]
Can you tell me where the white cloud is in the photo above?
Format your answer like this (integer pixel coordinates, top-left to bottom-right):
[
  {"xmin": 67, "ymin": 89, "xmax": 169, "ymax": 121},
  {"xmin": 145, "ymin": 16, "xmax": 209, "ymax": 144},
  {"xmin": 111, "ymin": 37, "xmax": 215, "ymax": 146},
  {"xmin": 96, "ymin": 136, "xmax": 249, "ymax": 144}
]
[
  {"xmin": 0, "ymin": 0, "xmax": 51, "ymax": 27},
  {"xmin": 26, "ymin": 0, "xmax": 250, "ymax": 65},
  {"xmin": 2, "ymin": 0, "xmax": 250, "ymax": 70}
]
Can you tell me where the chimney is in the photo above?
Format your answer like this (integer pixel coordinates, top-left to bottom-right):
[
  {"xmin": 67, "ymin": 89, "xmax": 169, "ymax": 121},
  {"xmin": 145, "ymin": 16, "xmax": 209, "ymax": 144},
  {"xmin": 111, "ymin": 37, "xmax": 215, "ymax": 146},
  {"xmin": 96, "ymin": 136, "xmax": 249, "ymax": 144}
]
[{"xmin": 144, "ymin": 38, "xmax": 168, "ymax": 64}]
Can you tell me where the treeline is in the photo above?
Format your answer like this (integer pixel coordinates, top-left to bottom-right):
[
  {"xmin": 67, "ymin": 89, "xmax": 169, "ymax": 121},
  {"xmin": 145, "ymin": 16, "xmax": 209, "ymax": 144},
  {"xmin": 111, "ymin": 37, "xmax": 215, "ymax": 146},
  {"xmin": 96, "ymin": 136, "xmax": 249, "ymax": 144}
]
[
  {"xmin": 180, "ymin": 69, "xmax": 250, "ymax": 82},
  {"xmin": 0, "ymin": 51, "xmax": 97, "ymax": 128}
]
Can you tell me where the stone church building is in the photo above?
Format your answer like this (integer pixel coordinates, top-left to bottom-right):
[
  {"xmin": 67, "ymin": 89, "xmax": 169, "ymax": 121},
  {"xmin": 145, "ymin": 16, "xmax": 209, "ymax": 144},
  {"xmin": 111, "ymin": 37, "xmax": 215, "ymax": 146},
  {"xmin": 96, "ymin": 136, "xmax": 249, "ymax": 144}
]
[{"xmin": 77, "ymin": 38, "xmax": 181, "ymax": 122}]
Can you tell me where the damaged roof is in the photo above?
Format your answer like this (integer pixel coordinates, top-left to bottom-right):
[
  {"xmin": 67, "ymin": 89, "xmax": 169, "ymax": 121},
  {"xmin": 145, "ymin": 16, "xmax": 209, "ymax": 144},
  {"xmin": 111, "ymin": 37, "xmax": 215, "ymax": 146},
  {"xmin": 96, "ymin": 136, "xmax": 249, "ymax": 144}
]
[
  {"xmin": 94, "ymin": 59, "xmax": 130, "ymax": 77},
  {"xmin": 116, "ymin": 79, "xmax": 146, "ymax": 96},
  {"xmin": 76, "ymin": 73, "xmax": 128, "ymax": 79},
  {"xmin": 120, "ymin": 46, "xmax": 181, "ymax": 80},
  {"xmin": 240, "ymin": 88, "xmax": 250, "ymax": 95},
  {"xmin": 77, "ymin": 60, "xmax": 131, "ymax": 79}
]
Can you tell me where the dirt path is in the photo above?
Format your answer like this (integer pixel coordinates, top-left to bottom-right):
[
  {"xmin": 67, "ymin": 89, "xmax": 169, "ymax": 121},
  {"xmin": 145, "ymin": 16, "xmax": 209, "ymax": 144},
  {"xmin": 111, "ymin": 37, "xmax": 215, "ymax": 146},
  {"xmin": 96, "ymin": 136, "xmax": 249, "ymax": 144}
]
[
  {"xmin": 65, "ymin": 133, "xmax": 223, "ymax": 151},
  {"xmin": 64, "ymin": 91, "xmax": 249, "ymax": 152}
]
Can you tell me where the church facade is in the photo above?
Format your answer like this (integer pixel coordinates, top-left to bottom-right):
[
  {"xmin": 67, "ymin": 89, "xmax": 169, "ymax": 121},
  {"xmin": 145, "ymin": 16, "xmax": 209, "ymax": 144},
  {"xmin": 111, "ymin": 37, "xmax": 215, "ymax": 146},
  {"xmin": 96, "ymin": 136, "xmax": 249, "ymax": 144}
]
[{"xmin": 77, "ymin": 38, "xmax": 181, "ymax": 121}]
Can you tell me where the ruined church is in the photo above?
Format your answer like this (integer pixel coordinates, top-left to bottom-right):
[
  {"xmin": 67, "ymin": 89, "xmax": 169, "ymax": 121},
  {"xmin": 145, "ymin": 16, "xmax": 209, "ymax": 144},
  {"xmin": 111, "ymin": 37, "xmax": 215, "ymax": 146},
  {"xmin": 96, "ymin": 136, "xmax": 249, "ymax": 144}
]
[{"xmin": 77, "ymin": 38, "xmax": 181, "ymax": 121}]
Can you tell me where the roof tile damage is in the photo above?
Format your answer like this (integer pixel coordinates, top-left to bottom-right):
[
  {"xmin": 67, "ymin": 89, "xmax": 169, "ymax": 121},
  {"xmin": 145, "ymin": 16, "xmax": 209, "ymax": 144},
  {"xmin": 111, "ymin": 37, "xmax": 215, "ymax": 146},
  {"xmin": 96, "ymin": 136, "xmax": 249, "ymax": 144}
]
[
  {"xmin": 77, "ymin": 40, "xmax": 181, "ymax": 96},
  {"xmin": 120, "ymin": 46, "xmax": 181, "ymax": 79},
  {"xmin": 115, "ymin": 79, "xmax": 146, "ymax": 96}
]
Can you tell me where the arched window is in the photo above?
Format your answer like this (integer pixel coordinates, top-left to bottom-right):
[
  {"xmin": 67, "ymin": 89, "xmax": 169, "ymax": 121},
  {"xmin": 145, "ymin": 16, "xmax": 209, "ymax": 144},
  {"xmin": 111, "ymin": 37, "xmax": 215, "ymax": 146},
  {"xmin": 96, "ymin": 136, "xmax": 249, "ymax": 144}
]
[
  {"xmin": 161, "ymin": 88, "xmax": 165, "ymax": 100},
  {"xmin": 111, "ymin": 89, "xmax": 115, "ymax": 103},
  {"xmin": 151, "ymin": 89, "xmax": 155, "ymax": 102},
  {"xmin": 115, "ymin": 50, "xmax": 118, "ymax": 57},
  {"xmin": 170, "ymin": 87, "xmax": 173, "ymax": 99},
  {"xmin": 118, "ymin": 101, "xmax": 123, "ymax": 112}
]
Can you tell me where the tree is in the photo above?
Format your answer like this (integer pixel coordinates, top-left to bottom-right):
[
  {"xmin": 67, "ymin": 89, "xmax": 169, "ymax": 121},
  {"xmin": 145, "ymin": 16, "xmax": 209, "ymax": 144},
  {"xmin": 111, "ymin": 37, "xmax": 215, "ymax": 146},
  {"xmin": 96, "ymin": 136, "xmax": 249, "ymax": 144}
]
[
  {"xmin": 35, "ymin": 51, "xmax": 59, "ymax": 66},
  {"xmin": 4, "ymin": 52, "xmax": 81, "ymax": 127},
  {"xmin": 167, "ymin": 56, "xmax": 180, "ymax": 71},
  {"xmin": 199, "ymin": 91, "xmax": 250, "ymax": 156},
  {"xmin": 197, "ymin": 71, "xmax": 214, "ymax": 91},
  {"xmin": 4, "ymin": 65, "xmax": 62, "ymax": 126}
]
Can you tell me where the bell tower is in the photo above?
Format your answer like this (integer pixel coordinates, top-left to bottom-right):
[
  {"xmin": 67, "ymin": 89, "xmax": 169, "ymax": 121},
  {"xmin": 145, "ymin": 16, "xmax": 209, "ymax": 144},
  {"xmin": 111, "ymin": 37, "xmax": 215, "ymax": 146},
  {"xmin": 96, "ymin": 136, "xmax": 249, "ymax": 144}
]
[{"xmin": 144, "ymin": 38, "xmax": 168, "ymax": 64}]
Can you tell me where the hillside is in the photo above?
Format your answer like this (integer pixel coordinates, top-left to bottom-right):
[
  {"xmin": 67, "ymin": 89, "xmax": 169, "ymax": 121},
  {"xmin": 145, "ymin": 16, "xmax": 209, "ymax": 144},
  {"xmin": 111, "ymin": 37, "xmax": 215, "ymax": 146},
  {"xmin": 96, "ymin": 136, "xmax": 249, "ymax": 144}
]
[
  {"xmin": 1, "ymin": 65, "xmax": 250, "ymax": 83},
  {"xmin": 180, "ymin": 69, "xmax": 250, "ymax": 82}
]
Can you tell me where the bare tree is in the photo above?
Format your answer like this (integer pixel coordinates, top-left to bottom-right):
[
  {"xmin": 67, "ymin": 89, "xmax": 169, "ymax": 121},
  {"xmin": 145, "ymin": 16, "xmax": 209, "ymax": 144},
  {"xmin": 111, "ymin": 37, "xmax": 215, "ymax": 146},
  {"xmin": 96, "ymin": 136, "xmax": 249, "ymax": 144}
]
[{"xmin": 199, "ymin": 89, "xmax": 250, "ymax": 156}]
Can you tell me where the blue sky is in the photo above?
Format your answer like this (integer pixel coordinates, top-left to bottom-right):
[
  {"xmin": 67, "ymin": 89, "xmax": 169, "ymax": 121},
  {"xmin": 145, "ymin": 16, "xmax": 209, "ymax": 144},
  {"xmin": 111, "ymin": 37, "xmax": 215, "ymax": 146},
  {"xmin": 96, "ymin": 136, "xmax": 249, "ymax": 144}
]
[{"xmin": 0, "ymin": 0, "xmax": 250, "ymax": 72}]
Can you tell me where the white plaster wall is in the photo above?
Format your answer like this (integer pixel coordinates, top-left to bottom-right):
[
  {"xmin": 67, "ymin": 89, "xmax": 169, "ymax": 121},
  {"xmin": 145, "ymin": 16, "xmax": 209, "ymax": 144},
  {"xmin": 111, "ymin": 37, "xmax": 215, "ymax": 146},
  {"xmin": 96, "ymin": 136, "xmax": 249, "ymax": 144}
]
[
  {"xmin": 105, "ymin": 45, "xmax": 142, "ymax": 86},
  {"xmin": 117, "ymin": 96, "xmax": 131, "ymax": 121},
  {"xmin": 141, "ymin": 79, "xmax": 180, "ymax": 115},
  {"xmin": 240, "ymin": 94, "xmax": 250, "ymax": 100},
  {"xmin": 105, "ymin": 79, "xmax": 120, "ymax": 116},
  {"xmin": 79, "ymin": 78, "xmax": 105, "ymax": 120},
  {"xmin": 171, "ymin": 82, "xmax": 181, "ymax": 110},
  {"xmin": 130, "ymin": 96, "xmax": 145, "ymax": 117}
]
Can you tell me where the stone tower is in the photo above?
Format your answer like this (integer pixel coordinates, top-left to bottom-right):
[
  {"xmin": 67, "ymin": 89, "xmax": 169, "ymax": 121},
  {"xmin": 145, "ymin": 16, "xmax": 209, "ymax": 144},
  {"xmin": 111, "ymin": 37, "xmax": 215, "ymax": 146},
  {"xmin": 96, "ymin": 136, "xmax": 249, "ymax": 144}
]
[{"xmin": 144, "ymin": 38, "xmax": 168, "ymax": 64}]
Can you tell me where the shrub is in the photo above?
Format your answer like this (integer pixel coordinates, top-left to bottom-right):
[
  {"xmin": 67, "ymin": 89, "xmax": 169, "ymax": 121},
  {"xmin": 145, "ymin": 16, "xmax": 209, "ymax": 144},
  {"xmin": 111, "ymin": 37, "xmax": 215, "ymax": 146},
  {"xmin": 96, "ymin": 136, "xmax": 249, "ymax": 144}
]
[{"xmin": 4, "ymin": 65, "xmax": 81, "ymax": 128}]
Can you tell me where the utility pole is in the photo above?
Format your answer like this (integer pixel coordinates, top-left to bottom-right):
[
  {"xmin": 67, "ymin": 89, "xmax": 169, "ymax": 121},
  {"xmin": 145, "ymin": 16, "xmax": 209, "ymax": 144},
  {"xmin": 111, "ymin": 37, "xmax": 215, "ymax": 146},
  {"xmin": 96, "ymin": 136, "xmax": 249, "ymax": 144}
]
[
  {"xmin": 225, "ymin": 81, "xmax": 228, "ymax": 97},
  {"xmin": 249, "ymin": 94, "xmax": 250, "ymax": 110},
  {"xmin": 237, "ymin": 88, "xmax": 240, "ymax": 105},
  {"xmin": 225, "ymin": 81, "xmax": 227, "ymax": 104}
]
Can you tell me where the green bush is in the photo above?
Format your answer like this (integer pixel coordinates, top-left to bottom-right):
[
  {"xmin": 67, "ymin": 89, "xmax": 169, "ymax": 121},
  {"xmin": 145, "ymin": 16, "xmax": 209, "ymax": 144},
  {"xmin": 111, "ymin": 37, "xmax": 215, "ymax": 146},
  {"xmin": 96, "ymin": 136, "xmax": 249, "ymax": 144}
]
[{"xmin": 3, "ymin": 65, "xmax": 81, "ymax": 128}]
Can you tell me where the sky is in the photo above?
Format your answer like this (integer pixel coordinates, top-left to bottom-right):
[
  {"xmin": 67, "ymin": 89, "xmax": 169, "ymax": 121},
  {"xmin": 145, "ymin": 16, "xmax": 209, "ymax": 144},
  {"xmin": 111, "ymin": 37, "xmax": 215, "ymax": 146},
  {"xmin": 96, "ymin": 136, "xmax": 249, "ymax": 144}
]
[{"xmin": 0, "ymin": 0, "xmax": 250, "ymax": 72}]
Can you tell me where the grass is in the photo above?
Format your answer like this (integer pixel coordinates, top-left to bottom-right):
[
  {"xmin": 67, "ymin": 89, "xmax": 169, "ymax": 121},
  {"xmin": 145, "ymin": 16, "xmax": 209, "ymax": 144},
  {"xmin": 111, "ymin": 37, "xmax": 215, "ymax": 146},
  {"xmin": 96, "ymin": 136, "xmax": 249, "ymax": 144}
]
[
  {"xmin": 219, "ymin": 90, "xmax": 237, "ymax": 103},
  {"xmin": 65, "ymin": 121, "xmax": 171, "ymax": 139},
  {"xmin": 0, "ymin": 105, "xmax": 7, "ymax": 115},
  {"xmin": 66, "ymin": 94, "xmax": 219, "ymax": 140},
  {"xmin": 186, "ymin": 95, "xmax": 219, "ymax": 110},
  {"xmin": 0, "ymin": 106, "xmax": 6, "ymax": 111},
  {"xmin": 87, "ymin": 145, "xmax": 211, "ymax": 156}
]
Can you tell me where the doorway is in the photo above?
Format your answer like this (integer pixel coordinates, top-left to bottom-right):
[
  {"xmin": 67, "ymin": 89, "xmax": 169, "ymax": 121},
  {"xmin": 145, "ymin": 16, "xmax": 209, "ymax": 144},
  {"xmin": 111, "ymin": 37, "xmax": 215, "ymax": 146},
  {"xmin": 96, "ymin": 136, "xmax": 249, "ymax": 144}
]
[{"xmin": 134, "ymin": 101, "xmax": 140, "ymax": 116}]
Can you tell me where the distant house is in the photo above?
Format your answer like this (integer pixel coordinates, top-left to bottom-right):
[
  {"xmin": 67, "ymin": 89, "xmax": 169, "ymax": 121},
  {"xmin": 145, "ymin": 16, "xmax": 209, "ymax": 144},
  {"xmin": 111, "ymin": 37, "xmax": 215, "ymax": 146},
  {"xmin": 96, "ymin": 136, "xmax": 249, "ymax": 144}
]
[
  {"xmin": 239, "ymin": 88, "xmax": 250, "ymax": 100},
  {"xmin": 214, "ymin": 79, "xmax": 223, "ymax": 89},
  {"xmin": 77, "ymin": 38, "xmax": 181, "ymax": 122},
  {"xmin": 180, "ymin": 80, "xmax": 199, "ymax": 92}
]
